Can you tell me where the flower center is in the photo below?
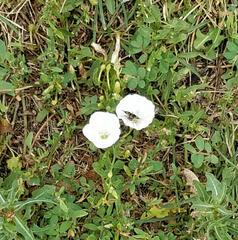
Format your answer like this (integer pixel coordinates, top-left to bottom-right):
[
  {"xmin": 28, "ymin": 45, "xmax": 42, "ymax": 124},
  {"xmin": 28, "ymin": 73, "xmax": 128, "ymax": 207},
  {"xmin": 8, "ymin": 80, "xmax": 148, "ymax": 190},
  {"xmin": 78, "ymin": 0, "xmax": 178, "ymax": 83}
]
[
  {"xmin": 132, "ymin": 118, "xmax": 138, "ymax": 123},
  {"xmin": 100, "ymin": 134, "xmax": 108, "ymax": 139}
]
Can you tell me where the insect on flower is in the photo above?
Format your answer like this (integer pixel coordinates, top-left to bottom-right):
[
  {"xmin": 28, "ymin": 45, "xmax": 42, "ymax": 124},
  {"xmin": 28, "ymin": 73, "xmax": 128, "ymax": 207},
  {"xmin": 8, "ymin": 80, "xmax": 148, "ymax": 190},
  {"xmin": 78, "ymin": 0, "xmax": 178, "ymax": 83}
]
[
  {"xmin": 116, "ymin": 94, "xmax": 155, "ymax": 130},
  {"xmin": 124, "ymin": 111, "xmax": 139, "ymax": 122}
]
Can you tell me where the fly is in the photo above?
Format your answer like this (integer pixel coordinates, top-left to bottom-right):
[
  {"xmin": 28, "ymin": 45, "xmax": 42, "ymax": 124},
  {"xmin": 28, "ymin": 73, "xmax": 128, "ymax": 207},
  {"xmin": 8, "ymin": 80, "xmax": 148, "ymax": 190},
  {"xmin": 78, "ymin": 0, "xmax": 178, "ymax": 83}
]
[{"xmin": 124, "ymin": 111, "xmax": 138, "ymax": 122}]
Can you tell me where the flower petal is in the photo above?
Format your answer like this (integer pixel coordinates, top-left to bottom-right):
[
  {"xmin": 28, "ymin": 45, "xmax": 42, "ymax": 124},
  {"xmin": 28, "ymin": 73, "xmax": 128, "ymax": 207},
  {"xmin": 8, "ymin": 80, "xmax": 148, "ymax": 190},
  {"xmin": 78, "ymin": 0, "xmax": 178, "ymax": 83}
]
[{"xmin": 83, "ymin": 111, "xmax": 121, "ymax": 149}]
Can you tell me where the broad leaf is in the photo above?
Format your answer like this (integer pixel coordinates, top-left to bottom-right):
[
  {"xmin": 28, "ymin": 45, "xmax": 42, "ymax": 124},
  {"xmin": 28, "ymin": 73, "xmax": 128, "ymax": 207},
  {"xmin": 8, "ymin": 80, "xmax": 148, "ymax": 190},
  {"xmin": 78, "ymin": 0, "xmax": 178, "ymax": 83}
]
[
  {"xmin": 206, "ymin": 173, "xmax": 226, "ymax": 202},
  {"xmin": 194, "ymin": 29, "xmax": 212, "ymax": 50},
  {"xmin": 0, "ymin": 80, "xmax": 15, "ymax": 96}
]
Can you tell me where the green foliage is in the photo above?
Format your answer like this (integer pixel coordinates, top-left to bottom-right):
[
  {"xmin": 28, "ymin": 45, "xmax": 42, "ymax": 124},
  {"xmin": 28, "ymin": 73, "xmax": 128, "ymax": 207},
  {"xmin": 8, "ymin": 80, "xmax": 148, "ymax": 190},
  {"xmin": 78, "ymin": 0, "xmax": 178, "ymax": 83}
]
[
  {"xmin": 1, "ymin": 0, "xmax": 238, "ymax": 239},
  {"xmin": 192, "ymin": 173, "xmax": 238, "ymax": 239},
  {"xmin": 185, "ymin": 136, "xmax": 219, "ymax": 168},
  {"xmin": 223, "ymin": 39, "xmax": 238, "ymax": 88},
  {"xmin": 80, "ymin": 96, "xmax": 98, "ymax": 115},
  {"xmin": 0, "ymin": 40, "xmax": 30, "ymax": 94}
]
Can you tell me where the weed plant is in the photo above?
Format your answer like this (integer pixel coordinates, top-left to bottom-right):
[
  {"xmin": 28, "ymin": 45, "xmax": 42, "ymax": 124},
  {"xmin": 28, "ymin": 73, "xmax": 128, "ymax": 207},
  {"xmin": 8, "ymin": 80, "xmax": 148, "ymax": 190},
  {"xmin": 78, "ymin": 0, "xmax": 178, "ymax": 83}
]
[{"xmin": 1, "ymin": 0, "xmax": 238, "ymax": 239}]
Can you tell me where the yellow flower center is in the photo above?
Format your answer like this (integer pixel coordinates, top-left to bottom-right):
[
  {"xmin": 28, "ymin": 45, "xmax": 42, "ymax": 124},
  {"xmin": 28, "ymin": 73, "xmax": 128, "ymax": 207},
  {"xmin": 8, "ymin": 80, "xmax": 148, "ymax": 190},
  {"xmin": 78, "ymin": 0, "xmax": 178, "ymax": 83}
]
[
  {"xmin": 101, "ymin": 134, "xmax": 108, "ymax": 139},
  {"xmin": 133, "ymin": 118, "xmax": 138, "ymax": 123}
]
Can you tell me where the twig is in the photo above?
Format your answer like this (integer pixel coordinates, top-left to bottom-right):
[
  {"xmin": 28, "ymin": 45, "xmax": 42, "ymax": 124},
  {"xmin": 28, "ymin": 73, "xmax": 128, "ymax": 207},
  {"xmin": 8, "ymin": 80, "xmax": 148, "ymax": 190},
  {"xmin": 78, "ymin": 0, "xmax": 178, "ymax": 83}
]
[
  {"xmin": 21, "ymin": 92, "xmax": 27, "ymax": 156},
  {"xmin": 32, "ymin": 113, "xmax": 56, "ymax": 147}
]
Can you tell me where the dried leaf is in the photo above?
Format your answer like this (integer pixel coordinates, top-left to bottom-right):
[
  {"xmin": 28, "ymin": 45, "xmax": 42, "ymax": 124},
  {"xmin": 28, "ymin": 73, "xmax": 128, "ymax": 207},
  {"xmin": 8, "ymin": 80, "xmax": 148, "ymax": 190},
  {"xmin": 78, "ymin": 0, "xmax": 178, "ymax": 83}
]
[
  {"xmin": 0, "ymin": 119, "xmax": 13, "ymax": 135},
  {"xmin": 182, "ymin": 168, "xmax": 199, "ymax": 195},
  {"xmin": 111, "ymin": 34, "xmax": 120, "ymax": 64},
  {"xmin": 91, "ymin": 42, "xmax": 107, "ymax": 60},
  {"xmin": 66, "ymin": 104, "xmax": 74, "ymax": 115}
]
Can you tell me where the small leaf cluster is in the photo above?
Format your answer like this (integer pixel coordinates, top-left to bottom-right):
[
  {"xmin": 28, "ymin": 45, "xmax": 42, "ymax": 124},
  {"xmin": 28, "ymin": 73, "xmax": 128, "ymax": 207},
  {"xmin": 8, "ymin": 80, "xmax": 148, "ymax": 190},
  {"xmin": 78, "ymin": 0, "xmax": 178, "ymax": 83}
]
[{"xmin": 185, "ymin": 136, "xmax": 219, "ymax": 168}]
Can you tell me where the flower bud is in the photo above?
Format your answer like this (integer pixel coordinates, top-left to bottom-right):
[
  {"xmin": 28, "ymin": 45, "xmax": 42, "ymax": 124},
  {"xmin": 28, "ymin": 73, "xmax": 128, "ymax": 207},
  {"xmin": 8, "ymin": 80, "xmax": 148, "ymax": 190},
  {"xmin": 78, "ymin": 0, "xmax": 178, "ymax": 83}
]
[
  {"xmin": 114, "ymin": 81, "xmax": 121, "ymax": 94},
  {"xmin": 97, "ymin": 103, "xmax": 104, "ymax": 109},
  {"xmin": 29, "ymin": 24, "xmax": 36, "ymax": 32},
  {"xmin": 108, "ymin": 170, "xmax": 112, "ymax": 178},
  {"xmin": 68, "ymin": 229, "xmax": 75, "ymax": 238},
  {"xmin": 69, "ymin": 65, "xmax": 75, "ymax": 74},
  {"xmin": 124, "ymin": 150, "xmax": 131, "ymax": 158},
  {"xmin": 99, "ymin": 95, "xmax": 105, "ymax": 102},
  {"xmin": 160, "ymin": 46, "xmax": 167, "ymax": 52},
  {"xmin": 106, "ymin": 106, "xmax": 111, "ymax": 112}
]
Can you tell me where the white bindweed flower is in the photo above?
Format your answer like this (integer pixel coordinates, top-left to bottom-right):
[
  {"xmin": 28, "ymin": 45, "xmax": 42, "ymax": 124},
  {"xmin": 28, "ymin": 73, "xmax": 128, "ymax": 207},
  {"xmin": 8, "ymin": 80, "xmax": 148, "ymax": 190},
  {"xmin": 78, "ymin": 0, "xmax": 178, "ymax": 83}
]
[
  {"xmin": 116, "ymin": 94, "xmax": 155, "ymax": 130},
  {"xmin": 83, "ymin": 111, "xmax": 121, "ymax": 149}
]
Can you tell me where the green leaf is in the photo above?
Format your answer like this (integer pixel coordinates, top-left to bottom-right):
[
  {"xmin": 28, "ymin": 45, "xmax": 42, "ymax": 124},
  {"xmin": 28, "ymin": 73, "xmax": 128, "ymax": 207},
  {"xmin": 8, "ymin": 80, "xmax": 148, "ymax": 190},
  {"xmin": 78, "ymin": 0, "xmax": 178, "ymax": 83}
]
[
  {"xmin": 59, "ymin": 198, "xmax": 68, "ymax": 213},
  {"xmin": 50, "ymin": 67, "xmax": 63, "ymax": 73},
  {"xmin": 0, "ymin": 16, "xmax": 19, "ymax": 34},
  {"xmin": 123, "ymin": 61, "xmax": 137, "ymax": 76},
  {"xmin": 14, "ymin": 216, "xmax": 35, "ymax": 240},
  {"xmin": 212, "ymin": 131, "xmax": 222, "ymax": 145},
  {"xmin": 195, "ymin": 136, "xmax": 205, "ymax": 151},
  {"xmin": 178, "ymin": 58, "xmax": 201, "ymax": 78},
  {"xmin": 0, "ymin": 40, "xmax": 7, "ymax": 62},
  {"xmin": 127, "ymin": 77, "xmax": 138, "ymax": 90},
  {"xmin": 204, "ymin": 142, "xmax": 212, "ymax": 153},
  {"xmin": 193, "ymin": 181, "xmax": 209, "ymax": 202},
  {"xmin": 226, "ymin": 41, "xmax": 238, "ymax": 53},
  {"xmin": 62, "ymin": 163, "xmax": 75, "ymax": 178},
  {"xmin": 191, "ymin": 154, "xmax": 204, "ymax": 168},
  {"xmin": 36, "ymin": 109, "xmax": 49, "ymax": 122},
  {"xmin": 61, "ymin": 0, "xmax": 81, "ymax": 12},
  {"xmin": 139, "ymin": 54, "xmax": 147, "ymax": 64},
  {"xmin": 80, "ymin": 96, "xmax": 98, "ymax": 115},
  {"xmin": 148, "ymin": 161, "xmax": 163, "ymax": 172},
  {"xmin": 32, "ymin": 185, "xmax": 55, "ymax": 199},
  {"xmin": 59, "ymin": 221, "xmax": 71, "ymax": 234},
  {"xmin": 84, "ymin": 223, "xmax": 98, "ymax": 231},
  {"xmin": 0, "ymin": 80, "xmax": 15, "ymax": 96},
  {"xmin": 159, "ymin": 60, "xmax": 169, "ymax": 73},
  {"xmin": 138, "ymin": 80, "xmax": 145, "ymax": 88},
  {"xmin": 206, "ymin": 173, "xmax": 226, "ymax": 202},
  {"xmin": 192, "ymin": 200, "xmax": 213, "ymax": 210},
  {"xmin": 129, "ymin": 184, "xmax": 135, "ymax": 194},
  {"xmin": 25, "ymin": 132, "xmax": 33, "ymax": 149},
  {"xmin": 184, "ymin": 144, "xmax": 196, "ymax": 153},
  {"xmin": 226, "ymin": 77, "xmax": 238, "ymax": 89},
  {"xmin": 206, "ymin": 154, "xmax": 219, "ymax": 164},
  {"xmin": 217, "ymin": 206, "xmax": 234, "ymax": 216},
  {"xmin": 178, "ymin": 52, "xmax": 200, "ymax": 58},
  {"xmin": 210, "ymin": 28, "xmax": 224, "ymax": 48},
  {"xmin": 71, "ymin": 210, "xmax": 88, "ymax": 219},
  {"xmin": 105, "ymin": 0, "xmax": 115, "ymax": 14},
  {"xmin": 123, "ymin": 165, "xmax": 132, "ymax": 177},
  {"xmin": 194, "ymin": 29, "xmax": 212, "ymax": 50},
  {"xmin": 214, "ymin": 226, "xmax": 233, "ymax": 240},
  {"xmin": 137, "ymin": 67, "xmax": 146, "ymax": 78}
]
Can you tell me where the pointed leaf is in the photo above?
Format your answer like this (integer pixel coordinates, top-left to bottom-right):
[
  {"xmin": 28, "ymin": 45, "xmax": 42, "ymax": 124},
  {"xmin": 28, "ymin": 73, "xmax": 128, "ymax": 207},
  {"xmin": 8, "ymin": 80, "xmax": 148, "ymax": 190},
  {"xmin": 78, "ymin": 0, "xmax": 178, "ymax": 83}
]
[
  {"xmin": 105, "ymin": 0, "xmax": 115, "ymax": 14},
  {"xmin": 206, "ymin": 173, "xmax": 226, "ymax": 202},
  {"xmin": 14, "ymin": 216, "xmax": 35, "ymax": 240},
  {"xmin": 194, "ymin": 29, "xmax": 212, "ymax": 50},
  {"xmin": 193, "ymin": 180, "xmax": 209, "ymax": 202}
]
